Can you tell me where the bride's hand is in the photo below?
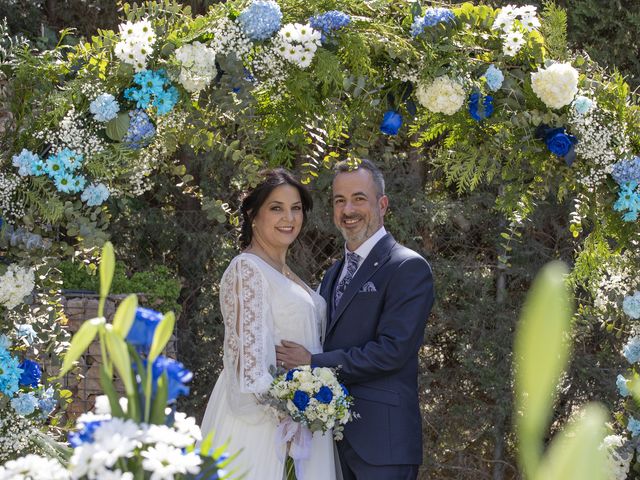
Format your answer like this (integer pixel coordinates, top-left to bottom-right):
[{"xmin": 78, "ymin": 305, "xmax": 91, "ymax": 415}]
[{"xmin": 276, "ymin": 340, "xmax": 311, "ymax": 370}]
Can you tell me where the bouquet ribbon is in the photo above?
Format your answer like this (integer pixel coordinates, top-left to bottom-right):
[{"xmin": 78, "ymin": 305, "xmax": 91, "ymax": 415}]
[{"xmin": 275, "ymin": 416, "xmax": 312, "ymax": 479}]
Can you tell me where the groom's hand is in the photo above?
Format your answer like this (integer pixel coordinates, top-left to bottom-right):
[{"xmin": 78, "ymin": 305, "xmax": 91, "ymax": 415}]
[{"xmin": 276, "ymin": 341, "xmax": 311, "ymax": 370}]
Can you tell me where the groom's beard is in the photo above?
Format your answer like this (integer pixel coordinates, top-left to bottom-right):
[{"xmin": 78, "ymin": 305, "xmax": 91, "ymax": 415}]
[{"xmin": 337, "ymin": 213, "xmax": 381, "ymax": 247}]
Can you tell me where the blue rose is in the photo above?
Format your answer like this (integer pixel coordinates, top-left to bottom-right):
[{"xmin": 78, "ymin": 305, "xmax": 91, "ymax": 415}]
[
  {"xmin": 313, "ymin": 386, "xmax": 333, "ymax": 404},
  {"xmin": 68, "ymin": 420, "xmax": 103, "ymax": 447},
  {"xmin": 18, "ymin": 359, "xmax": 41, "ymax": 387},
  {"xmin": 293, "ymin": 390, "xmax": 310, "ymax": 411},
  {"xmin": 285, "ymin": 368, "xmax": 300, "ymax": 381},
  {"xmin": 126, "ymin": 307, "xmax": 163, "ymax": 353},
  {"xmin": 380, "ymin": 110, "xmax": 402, "ymax": 135},
  {"xmin": 545, "ymin": 128, "xmax": 578, "ymax": 164},
  {"xmin": 151, "ymin": 356, "xmax": 193, "ymax": 402}
]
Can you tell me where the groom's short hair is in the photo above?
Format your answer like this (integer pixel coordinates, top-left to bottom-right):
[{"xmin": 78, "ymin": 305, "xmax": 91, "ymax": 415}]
[{"xmin": 333, "ymin": 158, "xmax": 385, "ymax": 198}]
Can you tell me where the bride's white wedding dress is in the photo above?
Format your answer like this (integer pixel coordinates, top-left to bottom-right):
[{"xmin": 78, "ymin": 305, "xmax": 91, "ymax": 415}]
[{"xmin": 200, "ymin": 253, "xmax": 338, "ymax": 480}]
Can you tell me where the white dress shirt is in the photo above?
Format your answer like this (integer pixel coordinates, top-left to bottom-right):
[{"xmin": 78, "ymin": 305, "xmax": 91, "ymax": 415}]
[{"xmin": 335, "ymin": 226, "xmax": 387, "ymax": 286}]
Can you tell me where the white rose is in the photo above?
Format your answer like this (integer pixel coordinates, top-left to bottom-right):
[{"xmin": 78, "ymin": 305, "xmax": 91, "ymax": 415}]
[
  {"xmin": 530, "ymin": 62, "xmax": 579, "ymax": 109},
  {"xmin": 415, "ymin": 76, "xmax": 466, "ymax": 115}
]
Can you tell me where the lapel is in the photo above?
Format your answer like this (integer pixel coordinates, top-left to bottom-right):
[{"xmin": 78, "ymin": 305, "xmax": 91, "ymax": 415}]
[
  {"xmin": 320, "ymin": 258, "xmax": 343, "ymax": 318},
  {"xmin": 325, "ymin": 233, "xmax": 396, "ymax": 338}
]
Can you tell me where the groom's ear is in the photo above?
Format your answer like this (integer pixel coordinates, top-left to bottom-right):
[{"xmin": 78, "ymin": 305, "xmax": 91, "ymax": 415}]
[{"xmin": 379, "ymin": 195, "xmax": 389, "ymax": 216}]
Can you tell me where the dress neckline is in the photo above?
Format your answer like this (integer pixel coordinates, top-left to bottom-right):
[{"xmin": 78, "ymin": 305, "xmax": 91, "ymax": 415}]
[{"xmin": 240, "ymin": 252, "xmax": 317, "ymax": 301}]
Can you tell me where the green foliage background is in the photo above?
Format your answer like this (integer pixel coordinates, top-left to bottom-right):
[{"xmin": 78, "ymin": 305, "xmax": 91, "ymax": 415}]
[{"xmin": 1, "ymin": 1, "xmax": 638, "ymax": 479}]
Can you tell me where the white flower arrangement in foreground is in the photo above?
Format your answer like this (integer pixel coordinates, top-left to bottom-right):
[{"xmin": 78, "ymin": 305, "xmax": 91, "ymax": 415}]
[
  {"xmin": 175, "ymin": 41, "xmax": 218, "ymax": 93},
  {"xmin": 0, "ymin": 454, "xmax": 70, "ymax": 480},
  {"xmin": 530, "ymin": 62, "xmax": 579, "ymax": 109},
  {"xmin": 0, "ymin": 264, "xmax": 35, "ymax": 310},
  {"xmin": 415, "ymin": 76, "xmax": 466, "ymax": 115}
]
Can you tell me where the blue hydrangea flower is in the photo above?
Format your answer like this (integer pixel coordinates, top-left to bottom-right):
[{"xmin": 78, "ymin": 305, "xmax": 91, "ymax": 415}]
[
  {"xmin": 150, "ymin": 356, "xmax": 193, "ymax": 402},
  {"xmin": 54, "ymin": 173, "xmax": 76, "ymax": 194},
  {"xmin": 617, "ymin": 374, "xmax": 630, "ymax": 397},
  {"xmin": 313, "ymin": 385, "xmax": 334, "ymax": 404},
  {"xmin": 238, "ymin": 0, "xmax": 282, "ymax": 41},
  {"xmin": 623, "ymin": 335, "xmax": 640, "ymax": 364},
  {"xmin": 0, "ymin": 347, "xmax": 23, "ymax": 396},
  {"xmin": 89, "ymin": 93, "xmax": 120, "ymax": 122},
  {"xmin": 127, "ymin": 307, "xmax": 163, "ymax": 353},
  {"xmin": 37, "ymin": 386, "xmax": 57, "ymax": 418},
  {"xmin": 611, "ymin": 156, "xmax": 640, "ymax": 186},
  {"xmin": 628, "ymin": 416, "xmax": 640, "ymax": 437},
  {"xmin": 468, "ymin": 92, "xmax": 494, "ymax": 121},
  {"xmin": 411, "ymin": 7, "xmax": 455, "ymax": 36},
  {"xmin": 483, "ymin": 65, "xmax": 504, "ymax": 91},
  {"xmin": 12, "ymin": 149, "xmax": 40, "ymax": 177},
  {"xmin": 293, "ymin": 390, "xmax": 310, "ymax": 411},
  {"xmin": 123, "ymin": 109, "xmax": 156, "ymax": 149},
  {"xmin": 380, "ymin": 110, "xmax": 402, "ymax": 135},
  {"xmin": 11, "ymin": 392, "xmax": 39, "ymax": 416},
  {"xmin": 309, "ymin": 11, "xmax": 350, "ymax": 42},
  {"xmin": 623, "ymin": 291, "xmax": 640, "ymax": 319},
  {"xmin": 68, "ymin": 420, "xmax": 103, "ymax": 447},
  {"xmin": 19, "ymin": 359, "xmax": 42, "ymax": 387},
  {"xmin": 572, "ymin": 95, "xmax": 593, "ymax": 115},
  {"xmin": 81, "ymin": 183, "xmax": 110, "ymax": 207},
  {"xmin": 16, "ymin": 324, "xmax": 37, "ymax": 346}
]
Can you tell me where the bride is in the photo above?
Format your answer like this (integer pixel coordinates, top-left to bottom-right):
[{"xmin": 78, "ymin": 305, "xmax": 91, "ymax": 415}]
[{"xmin": 200, "ymin": 168, "xmax": 339, "ymax": 479}]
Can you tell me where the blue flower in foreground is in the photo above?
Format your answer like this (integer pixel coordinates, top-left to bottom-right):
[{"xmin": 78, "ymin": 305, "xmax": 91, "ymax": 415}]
[
  {"xmin": 153, "ymin": 86, "xmax": 179, "ymax": 115},
  {"xmin": 611, "ymin": 156, "xmax": 640, "ymax": 186},
  {"xmin": 572, "ymin": 95, "xmax": 593, "ymax": 115},
  {"xmin": 90, "ymin": 93, "xmax": 120, "ymax": 122},
  {"xmin": 127, "ymin": 307, "xmax": 163, "ymax": 353},
  {"xmin": 468, "ymin": 92, "xmax": 494, "ymax": 121},
  {"xmin": 483, "ymin": 65, "xmax": 504, "ymax": 91},
  {"xmin": 38, "ymin": 386, "xmax": 57, "ymax": 418},
  {"xmin": 617, "ymin": 374, "xmax": 630, "ymax": 397},
  {"xmin": 12, "ymin": 149, "xmax": 40, "ymax": 177},
  {"xmin": 285, "ymin": 368, "xmax": 300, "ymax": 381},
  {"xmin": 44, "ymin": 156, "xmax": 65, "ymax": 178},
  {"xmin": 0, "ymin": 349, "xmax": 23, "ymax": 396},
  {"xmin": 628, "ymin": 416, "xmax": 640, "ymax": 437},
  {"xmin": 123, "ymin": 109, "xmax": 155, "ymax": 149},
  {"xmin": 238, "ymin": 0, "xmax": 282, "ymax": 41},
  {"xmin": 536, "ymin": 126, "xmax": 578, "ymax": 166},
  {"xmin": 293, "ymin": 390, "xmax": 310, "ymax": 411},
  {"xmin": 411, "ymin": 7, "xmax": 455, "ymax": 36},
  {"xmin": 314, "ymin": 385, "xmax": 333, "ymax": 404},
  {"xmin": 11, "ymin": 391, "xmax": 39, "ymax": 415},
  {"xmin": 310, "ymin": 11, "xmax": 350, "ymax": 42},
  {"xmin": 614, "ymin": 182, "xmax": 640, "ymax": 222},
  {"xmin": 81, "ymin": 183, "xmax": 110, "ymax": 207},
  {"xmin": 31, "ymin": 158, "xmax": 46, "ymax": 176},
  {"xmin": 16, "ymin": 324, "xmax": 37, "ymax": 345},
  {"xmin": 380, "ymin": 110, "xmax": 402, "ymax": 135},
  {"xmin": 54, "ymin": 173, "xmax": 76, "ymax": 194},
  {"xmin": 57, "ymin": 148, "xmax": 84, "ymax": 172},
  {"xmin": 19, "ymin": 359, "xmax": 42, "ymax": 387},
  {"xmin": 623, "ymin": 335, "xmax": 640, "ymax": 364},
  {"xmin": 70, "ymin": 175, "xmax": 87, "ymax": 194},
  {"xmin": 68, "ymin": 420, "xmax": 103, "ymax": 447},
  {"xmin": 150, "ymin": 356, "xmax": 193, "ymax": 402},
  {"xmin": 623, "ymin": 291, "xmax": 640, "ymax": 319}
]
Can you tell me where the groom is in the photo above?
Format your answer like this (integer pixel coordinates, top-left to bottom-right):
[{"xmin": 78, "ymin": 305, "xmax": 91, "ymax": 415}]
[{"xmin": 276, "ymin": 159, "xmax": 435, "ymax": 479}]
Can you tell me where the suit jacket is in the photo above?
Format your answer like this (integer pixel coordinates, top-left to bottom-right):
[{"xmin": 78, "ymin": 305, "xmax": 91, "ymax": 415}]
[{"xmin": 311, "ymin": 233, "xmax": 435, "ymax": 466}]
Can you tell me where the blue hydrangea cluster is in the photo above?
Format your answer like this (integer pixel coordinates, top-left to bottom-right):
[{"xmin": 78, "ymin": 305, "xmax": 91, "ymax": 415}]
[
  {"xmin": 611, "ymin": 156, "xmax": 640, "ymax": 186},
  {"xmin": 37, "ymin": 386, "xmax": 57, "ymax": 419},
  {"xmin": 80, "ymin": 182, "xmax": 110, "ymax": 207},
  {"xmin": 483, "ymin": 65, "xmax": 504, "ymax": 91},
  {"xmin": 123, "ymin": 109, "xmax": 156, "ymax": 149},
  {"xmin": 623, "ymin": 335, "xmax": 640, "ymax": 364},
  {"xmin": 411, "ymin": 7, "xmax": 455, "ymax": 36},
  {"xmin": 468, "ymin": 92, "xmax": 494, "ymax": 121},
  {"xmin": 44, "ymin": 148, "xmax": 87, "ymax": 194},
  {"xmin": 89, "ymin": 93, "xmax": 120, "ymax": 122},
  {"xmin": 238, "ymin": 0, "xmax": 282, "ymax": 41},
  {"xmin": 0, "ymin": 335, "xmax": 22, "ymax": 396},
  {"xmin": 613, "ymin": 182, "xmax": 640, "ymax": 222},
  {"xmin": 623, "ymin": 291, "xmax": 640, "ymax": 319},
  {"xmin": 628, "ymin": 416, "xmax": 640, "ymax": 437},
  {"xmin": 124, "ymin": 70, "xmax": 179, "ymax": 115},
  {"xmin": 11, "ymin": 391, "xmax": 39, "ymax": 415},
  {"xmin": 309, "ymin": 11, "xmax": 350, "ymax": 42},
  {"xmin": 617, "ymin": 374, "xmax": 630, "ymax": 397},
  {"xmin": 11, "ymin": 148, "xmax": 41, "ymax": 177}
]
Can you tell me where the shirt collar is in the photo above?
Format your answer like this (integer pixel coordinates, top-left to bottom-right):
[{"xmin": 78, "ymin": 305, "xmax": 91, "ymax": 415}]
[{"xmin": 345, "ymin": 226, "xmax": 387, "ymax": 262}]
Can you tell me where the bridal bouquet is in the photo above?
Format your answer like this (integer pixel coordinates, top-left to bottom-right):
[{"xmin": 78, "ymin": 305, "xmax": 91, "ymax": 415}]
[{"xmin": 268, "ymin": 365, "xmax": 354, "ymax": 441}]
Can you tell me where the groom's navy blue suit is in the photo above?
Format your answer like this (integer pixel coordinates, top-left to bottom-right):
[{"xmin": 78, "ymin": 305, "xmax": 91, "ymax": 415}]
[{"xmin": 311, "ymin": 233, "xmax": 435, "ymax": 478}]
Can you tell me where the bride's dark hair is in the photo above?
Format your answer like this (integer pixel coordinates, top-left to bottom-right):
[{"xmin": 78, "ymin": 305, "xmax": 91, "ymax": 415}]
[{"xmin": 239, "ymin": 168, "xmax": 313, "ymax": 249}]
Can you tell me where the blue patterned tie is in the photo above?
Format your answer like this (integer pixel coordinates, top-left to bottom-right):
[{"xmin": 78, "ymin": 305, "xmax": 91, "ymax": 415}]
[{"xmin": 334, "ymin": 252, "xmax": 360, "ymax": 309}]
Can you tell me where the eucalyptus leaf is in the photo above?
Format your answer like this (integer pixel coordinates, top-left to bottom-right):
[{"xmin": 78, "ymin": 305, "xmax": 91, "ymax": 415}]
[
  {"xmin": 58, "ymin": 317, "xmax": 104, "ymax": 377},
  {"xmin": 514, "ymin": 261, "xmax": 572, "ymax": 477},
  {"xmin": 105, "ymin": 112, "xmax": 131, "ymax": 142},
  {"xmin": 148, "ymin": 312, "xmax": 175, "ymax": 363}
]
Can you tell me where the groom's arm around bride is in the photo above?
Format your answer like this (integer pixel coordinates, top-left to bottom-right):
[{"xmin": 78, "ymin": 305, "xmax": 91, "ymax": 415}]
[{"xmin": 276, "ymin": 159, "xmax": 435, "ymax": 480}]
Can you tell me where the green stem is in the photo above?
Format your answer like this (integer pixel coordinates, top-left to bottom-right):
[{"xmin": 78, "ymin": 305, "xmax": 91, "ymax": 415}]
[{"xmin": 144, "ymin": 360, "xmax": 153, "ymax": 423}]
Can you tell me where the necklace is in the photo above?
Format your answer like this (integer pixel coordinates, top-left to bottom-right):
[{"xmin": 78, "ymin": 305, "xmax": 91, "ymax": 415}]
[{"xmin": 246, "ymin": 247, "xmax": 291, "ymax": 278}]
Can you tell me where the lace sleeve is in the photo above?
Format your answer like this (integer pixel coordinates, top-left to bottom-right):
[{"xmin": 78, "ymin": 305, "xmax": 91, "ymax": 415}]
[{"xmin": 220, "ymin": 257, "xmax": 274, "ymax": 395}]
